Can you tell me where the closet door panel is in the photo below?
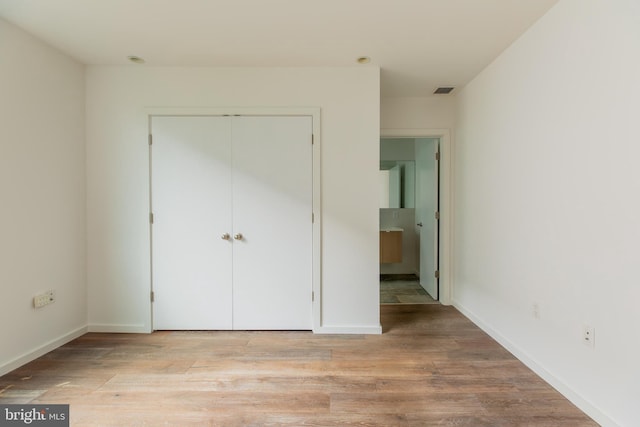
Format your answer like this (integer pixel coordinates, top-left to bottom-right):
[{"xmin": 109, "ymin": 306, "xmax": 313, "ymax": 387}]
[
  {"xmin": 231, "ymin": 116, "xmax": 313, "ymax": 329},
  {"xmin": 152, "ymin": 116, "xmax": 233, "ymax": 330}
]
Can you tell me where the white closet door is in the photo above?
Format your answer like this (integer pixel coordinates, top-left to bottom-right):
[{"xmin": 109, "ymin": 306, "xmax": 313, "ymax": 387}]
[
  {"xmin": 231, "ymin": 116, "xmax": 313, "ymax": 330},
  {"xmin": 152, "ymin": 116, "xmax": 233, "ymax": 329}
]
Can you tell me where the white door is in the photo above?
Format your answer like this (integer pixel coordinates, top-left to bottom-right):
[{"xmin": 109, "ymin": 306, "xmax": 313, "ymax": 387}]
[
  {"xmin": 231, "ymin": 116, "xmax": 313, "ymax": 330},
  {"xmin": 152, "ymin": 115, "xmax": 312, "ymax": 330},
  {"xmin": 416, "ymin": 138, "xmax": 439, "ymax": 299},
  {"xmin": 152, "ymin": 116, "xmax": 233, "ymax": 329}
]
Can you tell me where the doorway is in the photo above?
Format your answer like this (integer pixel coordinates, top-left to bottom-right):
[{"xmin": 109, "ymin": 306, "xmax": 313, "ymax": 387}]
[
  {"xmin": 379, "ymin": 137, "xmax": 440, "ymax": 303},
  {"xmin": 379, "ymin": 131, "xmax": 450, "ymax": 305}
]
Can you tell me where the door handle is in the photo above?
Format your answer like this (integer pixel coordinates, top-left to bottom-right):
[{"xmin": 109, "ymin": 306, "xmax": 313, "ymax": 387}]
[
  {"xmin": 417, "ymin": 222, "xmax": 423, "ymax": 227},
  {"xmin": 234, "ymin": 233, "xmax": 243, "ymax": 240},
  {"xmin": 221, "ymin": 233, "xmax": 231, "ymax": 240}
]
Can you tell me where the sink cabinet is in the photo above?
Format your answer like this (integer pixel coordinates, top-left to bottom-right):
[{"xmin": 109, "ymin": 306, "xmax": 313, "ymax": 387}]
[{"xmin": 380, "ymin": 229, "xmax": 403, "ymax": 263}]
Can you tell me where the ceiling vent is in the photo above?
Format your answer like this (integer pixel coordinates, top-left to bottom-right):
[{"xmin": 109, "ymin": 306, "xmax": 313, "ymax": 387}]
[
  {"xmin": 434, "ymin": 87, "xmax": 455, "ymax": 95},
  {"xmin": 127, "ymin": 55, "xmax": 146, "ymax": 64}
]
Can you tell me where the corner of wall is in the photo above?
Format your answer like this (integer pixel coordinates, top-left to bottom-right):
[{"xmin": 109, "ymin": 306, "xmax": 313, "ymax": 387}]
[{"xmin": 0, "ymin": 17, "xmax": 88, "ymax": 375}]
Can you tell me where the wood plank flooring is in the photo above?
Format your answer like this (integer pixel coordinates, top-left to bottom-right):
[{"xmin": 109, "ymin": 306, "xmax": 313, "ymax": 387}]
[{"xmin": 0, "ymin": 305, "xmax": 597, "ymax": 426}]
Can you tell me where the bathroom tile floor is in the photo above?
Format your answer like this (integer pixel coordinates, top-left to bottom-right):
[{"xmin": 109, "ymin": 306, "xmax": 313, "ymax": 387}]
[{"xmin": 380, "ymin": 274, "xmax": 438, "ymax": 304}]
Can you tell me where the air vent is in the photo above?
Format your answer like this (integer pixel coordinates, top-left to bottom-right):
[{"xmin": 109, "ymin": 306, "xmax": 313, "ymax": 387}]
[
  {"xmin": 127, "ymin": 55, "xmax": 145, "ymax": 64},
  {"xmin": 434, "ymin": 87, "xmax": 455, "ymax": 94}
]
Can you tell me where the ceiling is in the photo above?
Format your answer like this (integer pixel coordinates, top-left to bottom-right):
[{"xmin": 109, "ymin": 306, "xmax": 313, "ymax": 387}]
[{"xmin": 0, "ymin": 0, "xmax": 559, "ymax": 97}]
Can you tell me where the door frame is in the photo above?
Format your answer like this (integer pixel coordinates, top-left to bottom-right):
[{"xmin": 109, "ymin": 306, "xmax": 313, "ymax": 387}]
[
  {"xmin": 147, "ymin": 107, "xmax": 322, "ymax": 330},
  {"xmin": 380, "ymin": 128, "xmax": 452, "ymax": 305}
]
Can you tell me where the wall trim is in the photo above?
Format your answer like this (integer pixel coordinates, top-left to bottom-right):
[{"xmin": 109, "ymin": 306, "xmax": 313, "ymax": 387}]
[
  {"xmin": 453, "ymin": 300, "xmax": 618, "ymax": 427},
  {"xmin": 380, "ymin": 128, "xmax": 453, "ymax": 305},
  {"xmin": 87, "ymin": 324, "xmax": 150, "ymax": 333},
  {"xmin": 0, "ymin": 326, "xmax": 88, "ymax": 377},
  {"xmin": 315, "ymin": 325, "xmax": 382, "ymax": 335}
]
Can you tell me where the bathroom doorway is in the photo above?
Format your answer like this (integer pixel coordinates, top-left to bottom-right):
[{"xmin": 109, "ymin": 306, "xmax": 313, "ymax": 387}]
[{"xmin": 380, "ymin": 137, "xmax": 440, "ymax": 304}]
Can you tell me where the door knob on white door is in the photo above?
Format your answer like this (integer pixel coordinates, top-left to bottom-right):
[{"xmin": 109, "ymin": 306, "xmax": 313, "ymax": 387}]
[
  {"xmin": 221, "ymin": 233, "xmax": 231, "ymax": 240},
  {"xmin": 234, "ymin": 233, "xmax": 243, "ymax": 240}
]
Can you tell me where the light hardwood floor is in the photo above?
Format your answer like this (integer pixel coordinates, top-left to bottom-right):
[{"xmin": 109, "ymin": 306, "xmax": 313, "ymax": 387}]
[{"xmin": 0, "ymin": 305, "xmax": 597, "ymax": 426}]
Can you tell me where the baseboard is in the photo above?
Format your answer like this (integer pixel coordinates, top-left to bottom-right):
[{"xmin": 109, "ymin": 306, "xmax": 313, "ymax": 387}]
[
  {"xmin": 0, "ymin": 326, "xmax": 88, "ymax": 377},
  {"xmin": 453, "ymin": 300, "xmax": 619, "ymax": 427},
  {"xmin": 87, "ymin": 323, "xmax": 150, "ymax": 333},
  {"xmin": 314, "ymin": 324, "xmax": 382, "ymax": 334}
]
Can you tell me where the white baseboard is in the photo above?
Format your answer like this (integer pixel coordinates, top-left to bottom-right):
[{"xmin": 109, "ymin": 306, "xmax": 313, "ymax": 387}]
[
  {"xmin": 314, "ymin": 324, "xmax": 382, "ymax": 334},
  {"xmin": 0, "ymin": 326, "xmax": 88, "ymax": 377},
  {"xmin": 453, "ymin": 300, "xmax": 619, "ymax": 427},
  {"xmin": 87, "ymin": 323, "xmax": 150, "ymax": 333}
]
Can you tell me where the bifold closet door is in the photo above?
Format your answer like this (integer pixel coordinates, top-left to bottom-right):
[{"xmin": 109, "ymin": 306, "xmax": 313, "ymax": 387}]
[
  {"xmin": 151, "ymin": 116, "xmax": 233, "ymax": 330},
  {"xmin": 231, "ymin": 116, "xmax": 313, "ymax": 330}
]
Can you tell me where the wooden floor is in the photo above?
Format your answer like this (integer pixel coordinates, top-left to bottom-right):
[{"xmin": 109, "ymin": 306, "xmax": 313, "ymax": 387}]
[{"xmin": 0, "ymin": 305, "xmax": 597, "ymax": 426}]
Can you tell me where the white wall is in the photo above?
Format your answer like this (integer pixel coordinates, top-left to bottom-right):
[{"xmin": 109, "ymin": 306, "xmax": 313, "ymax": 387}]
[
  {"xmin": 454, "ymin": 0, "xmax": 640, "ymax": 425},
  {"xmin": 380, "ymin": 100, "xmax": 454, "ymax": 304},
  {"xmin": 0, "ymin": 18, "xmax": 86, "ymax": 375},
  {"xmin": 381, "ymin": 96, "xmax": 455, "ymax": 130},
  {"xmin": 86, "ymin": 66, "xmax": 381, "ymax": 334}
]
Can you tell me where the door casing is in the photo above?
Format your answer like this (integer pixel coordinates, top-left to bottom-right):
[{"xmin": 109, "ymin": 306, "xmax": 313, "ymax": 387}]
[
  {"xmin": 381, "ymin": 128, "xmax": 452, "ymax": 306},
  {"xmin": 147, "ymin": 107, "xmax": 322, "ymax": 330}
]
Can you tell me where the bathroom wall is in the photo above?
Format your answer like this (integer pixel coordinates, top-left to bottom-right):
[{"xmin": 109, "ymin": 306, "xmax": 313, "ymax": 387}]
[
  {"xmin": 380, "ymin": 138, "xmax": 415, "ymax": 161},
  {"xmin": 380, "ymin": 138, "xmax": 417, "ymax": 274}
]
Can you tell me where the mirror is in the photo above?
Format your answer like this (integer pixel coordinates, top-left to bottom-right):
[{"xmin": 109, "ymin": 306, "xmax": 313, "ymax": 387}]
[{"xmin": 379, "ymin": 160, "xmax": 415, "ymax": 208}]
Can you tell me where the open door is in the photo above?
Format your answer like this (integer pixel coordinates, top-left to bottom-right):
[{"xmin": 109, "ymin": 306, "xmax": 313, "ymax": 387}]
[{"xmin": 416, "ymin": 138, "xmax": 439, "ymax": 299}]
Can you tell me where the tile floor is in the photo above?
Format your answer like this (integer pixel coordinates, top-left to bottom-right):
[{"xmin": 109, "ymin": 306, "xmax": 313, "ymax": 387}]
[{"xmin": 380, "ymin": 274, "xmax": 438, "ymax": 304}]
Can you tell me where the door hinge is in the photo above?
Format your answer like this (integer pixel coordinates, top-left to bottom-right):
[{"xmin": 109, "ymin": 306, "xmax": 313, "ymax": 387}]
[
  {"xmin": 148, "ymin": 134, "xmax": 153, "ymax": 146},
  {"xmin": 312, "ymin": 291, "xmax": 315, "ymax": 302},
  {"xmin": 435, "ymin": 270, "xmax": 440, "ymax": 279},
  {"xmin": 435, "ymin": 211, "xmax": 440, "ymax": 220},
  {"xmin": 312, "ymin": 213, "xmax": 315, "ymax": 223},
  {"xmin": 435, "ymin": 151, "xmax": 440, "ymax": 161},
  {"xmin": 150, "ymin": 291, "xmax": 155, "ymax": 302},
  {"xmin": 149, "ymin": 212, "xmax": 154, "ymax": 224},
  {"xmin": 311, "ymin": 134, "xmax": 314, "ymax": 145}
]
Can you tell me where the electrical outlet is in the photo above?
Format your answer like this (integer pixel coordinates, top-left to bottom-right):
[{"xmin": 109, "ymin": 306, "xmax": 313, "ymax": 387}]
[
  {"xmin": 33, "ymin": 290, "xmax": 55, "ymax": 308},
  {"xmin": 583, "ymin": 325, "xmax": 595, "ymax": 348},
  {"xmin": 392, "ymin": 210, "xmax": 399, "ymax": 219},
  {"xmin": 532, "ymin": 303, "xmax": 540, "ymax": 319}
]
